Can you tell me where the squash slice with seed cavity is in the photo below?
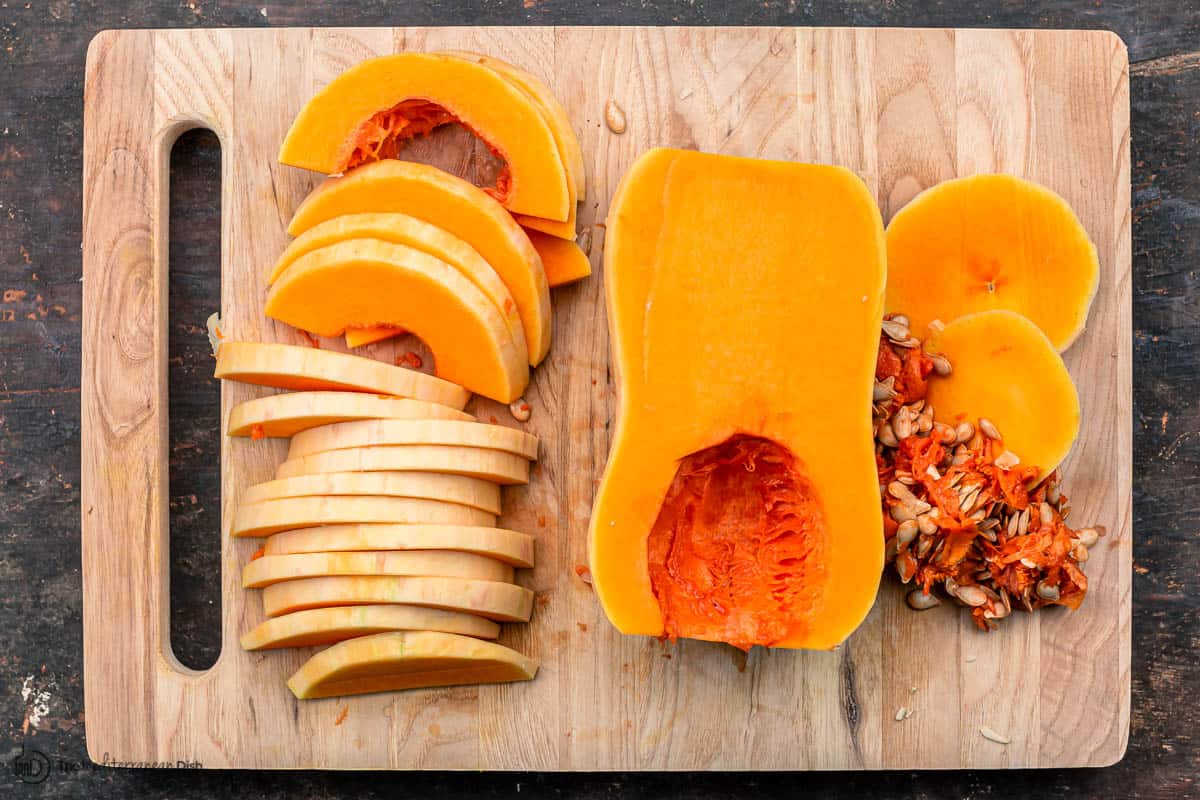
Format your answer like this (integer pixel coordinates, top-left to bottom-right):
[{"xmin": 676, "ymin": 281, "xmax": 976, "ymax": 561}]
[
  {"xmin": 231, "ymin": 495, "xmax": 496, "ymax": 538},
  {"xmin": 288, "ymin": 418, "xmax": 538, "ymax": 461},
  {"xmin": 242, "ymin": 550, "xmax": 513, "ymax": 588},
  {"xmin": 286, "ymin": 631, "xmax": 538, "ymax": 699},
  {"xmin": 279, "ymin": 52, "xmax": 570, "ymax": 221},
  {"xmin": 214, "ymin": 341, "xmax": 469, "ymax": 409},
  {"xmin": 241, "ymin": 604, "xmax": 500, "ymax": 650},
  {"xmin": 265, "ymin": 239, "xmax": 528, "ymax": 403},
  {"xmin": 288, "ymin": 161, "xmax": 551, "ymax": 365},
  {"xmin": 227, "ymin": 391, "xmax": 472, "ymax": 438},
  {"xmin": 264, "ymin": 524, "xmax": 535, "ymax": 568},
  {"xmin": 526, "ymin": 229, "xmax": 591, "ymax": 287},
  {"xmin": 241, "ymin": 471, "xmax": 501, "ymax": 514},
  {"xmin": 262, "ymin": 575, "xmax": 534, "ymax": 621},
  {"xmin": 275, "ymin": 444, "xmax": 530, "ymax": 485}
]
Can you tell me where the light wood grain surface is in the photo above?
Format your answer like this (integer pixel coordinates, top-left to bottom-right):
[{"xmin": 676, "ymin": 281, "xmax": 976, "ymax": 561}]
[{"xmin": 81, "ymin": 26, "xmax": 1130, "ymax": 770}]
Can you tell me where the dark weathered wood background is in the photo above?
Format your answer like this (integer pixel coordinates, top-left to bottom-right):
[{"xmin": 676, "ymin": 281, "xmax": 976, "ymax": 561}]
[{"xmin": 1, "ymin": 1, "xmax": 1195, "ymax": 796}]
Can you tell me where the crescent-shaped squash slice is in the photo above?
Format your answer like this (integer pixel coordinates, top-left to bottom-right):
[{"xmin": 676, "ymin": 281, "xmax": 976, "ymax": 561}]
[
  {"xmin": 241, "ymin": 471, "xmax": 501, "ymax": 514},
  {"xmin": 288, "ymin": 419, "xmax": 538, "ymax": 461},
  {"xmin": 228, "ymin": 391, "xmax": 472, "ymax": 438},
  {"xmin": 286, "ymin": 631, "xmax": 538, "ymax": 699},
  {"xmin": 262, "ymin": 575, "xmax": 534, "ymax": 621},
  {"xmin": 274, "ymin": 444, "xmax": 530, "ymax": 485},
  {"xmin": 231, "ymin": 495, "xmax": 496, "ymax": 538},
  {"xmin": 268, "ymin": 212, "xmax": 527, "ymax": 357},
  {"xmin": 241, "ymin": 605, "xmax": 501, "ymax": 650},
  {"xmin": 526, "ymin": 229, "xmax": 591, "ymax": 287},
  {"xmin": 925, "ymin": 309, "xmax": 1080, "ymax": 479},
  {"xmin": 242, "ymin": 550, "xmax": 513, "ymax": 588},
  {"xmin": 288, "ymin": 161, "xmax": 551, "ymax": 365},
  {"xmin": 279, "ymin": 52, "xmax": 570, "ymax": 221},
  {"xmin": 265, "ymin": 239, "xmax": 528, "ymax": 403},
  {"xmin": 263, "ymin": 524, "xmax": 535, "ymax": 568},
  {"xmin": 215, "ymin": 341, "xmax": 469, "ymax": 409},
  {"xmin": 885, "ymin": 173, "xmax": 1100, "ymax": 351},
  {"xmin": 590, "ymin": 148, "xmax": 886, "ymax": 651}
]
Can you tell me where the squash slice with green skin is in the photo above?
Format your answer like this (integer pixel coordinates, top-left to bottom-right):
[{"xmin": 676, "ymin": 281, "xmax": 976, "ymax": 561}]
[
  {"xmin": 287, "ymin": 160, "xmax": 551, "ymax": 365},
  {"xmin": 215, "ymin": 341, "xmax": 469, "ymax": 410},
  {"xmin": 279, "ymin": 52, "xmax": 570, "ymax": 221},
  {"xmin": 241, "ymin": 605, "xmax": 500, "ymax": 651},
  {"xmin": 263, "ymin": 524, "xmax": 535, "ymax": 568},
  {"xmin": 286, "ymin": 631, "xmax": 538, "ymax": 699},
  {"xmin": 231, "ymin": 495, "xmax": 496, "ymax": 538},
  {"xmin": 242, "ymin": 550, "xmax": 513, "ymax": 588},
  {"xmin": 262, "ymin": 575, "xmax": 534, "ymax": 621},
  {"xmin": 274, "ymin": 444, "xmax": 529, "ymax": 485},
  {"xmin": 288, "ymin": 418, "xmax": 538, "ymax": 461},
  {"xmin": 241, "ymin": 471, "xmax": 501, "ymax": 514},
  {"xmin": 227, "ymin": 391, "xmax": 472, "ymax": 438}
]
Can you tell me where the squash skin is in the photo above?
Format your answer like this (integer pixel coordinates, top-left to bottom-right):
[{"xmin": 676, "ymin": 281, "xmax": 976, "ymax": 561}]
[
  {"xmin": 925, "ymin": 309, "xmax": 1081, "ymax": 480},
  {"xmin": 278, "ymin": 52, "xmax": 570, "ymax": 221},
  {"xmin": 590, "ymin": 148, "xmax": 887, "ymax": 650},
  {"xmin": 288, "ymin": 161, "xmax": 552, "ymax": 366},
  {"xmin": 885, "ymin": 173, "xmax": 1099, "ymax": 351}
]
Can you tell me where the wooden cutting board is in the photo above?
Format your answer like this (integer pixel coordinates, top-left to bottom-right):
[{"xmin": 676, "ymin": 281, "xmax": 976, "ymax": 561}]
[{"xmin": 81, "ymin": 26, "xmax": 1131, "ymax": 770}]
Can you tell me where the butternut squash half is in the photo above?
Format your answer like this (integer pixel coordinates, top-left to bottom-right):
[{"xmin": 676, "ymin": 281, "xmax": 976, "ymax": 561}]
[
  {"xmin": 526, "ymin": 229, "xmax": 592, "ymax": 287},
  {"xmin": 885, "ymin": 173, "xmax": 1100, "ymax": 351},
  {"xmin": 288, "ymin": 160, "xmax": 552, "ymax": 365},
  {"xmin": 925, "ymin": 309, "xmax": 1080, "ymax": 479},
  {"xmin": 264, "ymin": 239, "xmax": 528, "ymax": 403},
  {"xmin": 590, "ymin": 148, "xmax": 886, "ymax": 651},
  {"xmin": 278, "ymin": 52, "xmax": 570, "ymax": 221}
]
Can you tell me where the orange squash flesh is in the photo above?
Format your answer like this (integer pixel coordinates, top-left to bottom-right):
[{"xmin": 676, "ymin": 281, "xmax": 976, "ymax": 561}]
[
  {"xmin": 885, "ymin": 173, "xmax": 1099, "ymax": 351},
  {"xmin": 288, "ymin": 161, "xmax": 552, "ymax": 366},
  {"xmin": 925, "ymin": 309, "xmax": 1081, "ymax": 480},
  {"xmin": 263, "ymin": 524, "xmax": 535, "ymax": 568},
  {"xmin": 241, "ymin": 550, "xmax": 514, "ymax": 588},
  {"xmin": 231, "ymin": 495, "xmax": 496, "ymax": 537},
  {"xmin": 525, "ymin": 229, "xmax": 592, "ymax": 287},
  {"xmin": 226, "ymin": 391, "xmax": 472, "ymax": 438},
  {"xmin": 274, "ymin": 444, "xmax": 530, "ymax": 485},
  {"xmin": 278, "ymin": 52, "xmax": 570, "ymax": 221},
  {"xmin": 241, "ymin": 605, "xmax": 501, "ymax": 650},
  {"xmin": 344, "ymin": 326, "xmax": 404, "ymax": 348},
  {"xmin": 590, "ymin": 148, "xmax": 886, "ymax": 650},
  {"xmin": 264, "ymin": 239, "xmax": 528, "ymax": 403},
  {"xmin": 288, "ymin": 418, "xmax": 539, "ymax": 461},
  {"xmin": 262, "ymin": 575, "xmax": 534, "ymax": 621},
  {"xmin": 240, "ymin": 471, "xmax": 502, "ymax": 514}
]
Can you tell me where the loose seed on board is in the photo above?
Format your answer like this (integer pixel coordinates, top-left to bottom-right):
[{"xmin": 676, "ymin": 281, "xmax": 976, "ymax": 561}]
[
  {"xmin": 906, "ymin": 589, "xmax": 941, "ymax": 610},
  {"xmin": 604, "ymin": 99, "xmax": 627, "ymax": 133},
  {"xmin": 954, "ymin": 585, "xmax": 989, "ymax": 607},
  {"xmin": 509, "ymin": 398, "xmax": 532, "ymax": 422},
  {"xmin": 980, "ymin": 726, "xmax": 1011, "ymax": 745},
  {"xmin": 979, "ymin": 417, "xmax": 1002, "ymax": 440},
  {"xmin": 1076, "ymin": 527, "xmax": 1100, "ymax": 548}
]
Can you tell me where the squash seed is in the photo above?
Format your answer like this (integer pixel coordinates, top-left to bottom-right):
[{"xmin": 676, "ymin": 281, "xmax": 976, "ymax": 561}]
[
  {"xmin": 993, "ymin": 450, "xmax": 1020, "ymax": 470},
  {"xmin": 896, "ymin": 519, "xmax": 919, "ymax": 548},
  {"xmin": 907, "ymin": 589, "xmax": 940, "ymax": 610},
  {"xmin": 928, "ymin": 352, "xmax": 952, "ymax": 376},
  {"xmin": 1035, "ymin": 580, "xmax": 1060, "ymax": 602},
  {"xmin": 978, "ymin": 417, "xmax": 1002, "ymax": 440},
  {"xmin": 604, "ymin": 99, "xmax": 627, "ymax": 133},
  {"xmin": 881, "ymin": 318, "xmax": 910, "ymax": 341},
  {"xmin": 954, "ymin": 421, "xmax": 975, "ymax": 444},
  {"xmin": 980, "ymin": 726, "xmax": 1011, "ymax": 745}
]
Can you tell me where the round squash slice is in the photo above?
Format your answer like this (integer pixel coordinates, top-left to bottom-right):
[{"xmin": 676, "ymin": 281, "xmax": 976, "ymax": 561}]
[
  {"xmin": 286, "ymin": 631, "xmax": 538, "ymax": 699},
  {"xmin": 287, "ymin": 160, "xmax": 551, "ymax": 365},
  {"xmin": 263, "ymin": 524, "xmax": 535, "ymax": 568},
  {"xmin": 278, "ymin": 52, "xmax": 570, "ymax": 222},
  {"xmin": 925, "ymin": 309, "xmax": 1080, "ymax": 479},
  {"xmin": 227, "ymin": 391, "xmax": 472, "ymax": 438},
  {"xmin": 274, "ymin": 444, "xmax": 530, "ymax": 485},
  {"xmin": 230, "ymin": 495, "xmax": 496, "ymax": 538},
  {"xmin": 264, "ymin": 239, "xmax": 528, "ymax": 403},
  {"xmin": 241, "ymin": 605, "xmax": 501, "ymax": 650},
  {"xmin": 242, "ymin": 550, "xmax": 513, "ymax": 588},
  {"xmin": 288, "ymin": 419, "xmax": 538, "ymax": 461},
  {"xmin": 241, "ymin": 471, "xmax": 501, "ymax": 514},
  {"xmin": 262, "ymin": 575, "xmax": 534, "ymax": 621},
  {"xmin": 885, "ymin": 173, "xmax": 1099, "ymax": 350}
]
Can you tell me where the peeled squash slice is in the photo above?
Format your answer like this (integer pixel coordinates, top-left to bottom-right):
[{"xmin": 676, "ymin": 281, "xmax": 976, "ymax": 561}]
[
  {"xmin": 345, "ymin": 326, "xmax": 404, "ymax": 348},
  {"xmin": 241, "ymin": 471, "xmax": 501, "ymax": 514},
  {"xmin": 925, "ymin": 309, "xmax": 1081, "ymax": 479},
  {"xmin": 241, "ymin": 605, "xmax": 500, "ymax": 650},
  {"xmin": 278, "ymin": 52, "xmax": 570, "ymax": 221},
  {"xmin": 264, "ymin": 524, "xmax": 535, "ymax": 568},
  {"xmin": 227, "ymin": 391, "xmax": 471, "ymax": 438},
  {"xmin": 591, "ymin": 148, "xmax": 886, "ymax": 650},
  {"xmin": 214, "ymin": 341, "xmax": 469, "ymax": 410},
  {"xmin": 242, "ymin": 550, "xmax": 513, "ymax": 588},
  {"xmin": 287, "ymin": 161, "xmax": 551, "ymax": 366},
  {"xmin": 265, "ymin": 239, "xmax": 528, "ymax": 403},
  {"xmin": 885, "ymin": 173, "xmax": 1100, "ymax": 351},
  {"xmin": 275, "ymin": 444, "xmax": 530, "ymax": 485},
  {"xmin": 286, "ymin": 631, "xmax": 538, "ymax": 699},
  {"xmin": 266, "ymin": 212, "xmax": 526, "ymax": 357},
  {"xmin": 289, "ymin": 419, "xmax": 538, "ymax": 461},
  {"xmin": 262, "ymin": 575, "xmax": 535, "ymax": 621},
  {"xmin": 231, "ymin": 495, "xmax": 496, "ymax": 538},
  {"xmin": 526, "ymin": 229, "xmax": 591, "ymax": 287}
]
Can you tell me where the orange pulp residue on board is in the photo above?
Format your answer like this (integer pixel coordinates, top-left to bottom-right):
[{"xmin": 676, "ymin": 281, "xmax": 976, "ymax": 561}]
[
  {"xmin": 646, "ymin": 435, "xmax": 828, "ymax": 651},
  {"xmin": 342, "ymin": 99, "xmax": 513, "ymax": 203}
]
